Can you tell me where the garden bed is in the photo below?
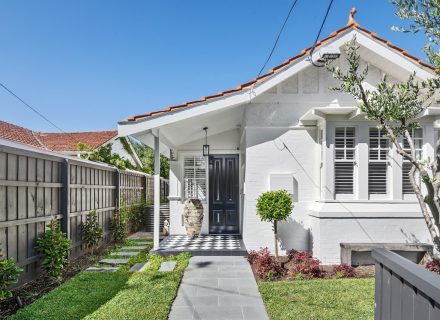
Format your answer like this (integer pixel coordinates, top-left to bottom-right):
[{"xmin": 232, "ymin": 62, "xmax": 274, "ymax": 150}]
[
  {"xmin": 0, "ymin": 241, "xmax": 115, "ymax": 319},
  {"xmin": 8, "ymin": 240, "xmax": 190, "ymax": 320}
]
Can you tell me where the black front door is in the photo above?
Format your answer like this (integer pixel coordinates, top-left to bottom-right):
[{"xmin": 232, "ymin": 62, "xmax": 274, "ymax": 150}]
[{"xmin": 209, "ymin": 154, "xmax": 239, "ymax": 234}]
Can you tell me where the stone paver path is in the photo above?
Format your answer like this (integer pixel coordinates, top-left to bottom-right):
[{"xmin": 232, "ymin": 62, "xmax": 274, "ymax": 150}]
[
  {"xmin": 120, "ymin": 246, "xmax": 148, "ymax": 250},
  {"xmin": 129, "ymin": 262, "xmax": 151, "ymax": 272},
  {"xmin": 169, "ymin": 256, "xmax": 268, "ymax": 320},
  {"xmin": 159, "ymin": 261, "xmax": 177, "ymax": 272},
  {"xmin": 113, "ymin": 251, "xmax": 139, "ymax": 256},
  {"xmin": 99, "ymin": 258, "xmax": 129, "ymax": 265},
  {"xmin": 85, "ymin": 266, "xmax": 119, "ymax": 272}
]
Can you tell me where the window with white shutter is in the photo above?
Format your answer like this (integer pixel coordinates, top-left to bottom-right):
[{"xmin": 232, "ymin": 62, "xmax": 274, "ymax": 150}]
[
  {"xmin": 402, "ymin": 128, "xmax": 423, "ymax": 194},
  {"xmin": 183, "ymin": 156, "xmax": 207, "ymax": 201},
  {"xmin": 369, "ymin": 128, "xmax": 388, "ymax": 194},
  {"xmin": 334, "ymin": 127, "xmax": 355, "ymax": 194}
]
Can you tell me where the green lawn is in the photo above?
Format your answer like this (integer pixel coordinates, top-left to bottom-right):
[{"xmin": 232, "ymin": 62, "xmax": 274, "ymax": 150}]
[
  {"xmin": 259, "ymin": 278, "xmax": 375, "ymax": 320},
  {"xmin": 11, "ymin": 241, "xmax": 190, "ymax": 320}
]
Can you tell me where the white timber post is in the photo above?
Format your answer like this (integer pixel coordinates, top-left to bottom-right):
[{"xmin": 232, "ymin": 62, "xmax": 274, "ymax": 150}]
[{"xmin": 153, "ymin": 132, "xmax": 160, "ymax": 250}]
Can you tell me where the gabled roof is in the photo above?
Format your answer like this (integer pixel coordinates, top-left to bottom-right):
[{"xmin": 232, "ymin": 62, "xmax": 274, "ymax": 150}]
[
  {"xmin": 0, "ymin": 120, "xmax": 117, "ymax": 152},
  {"xmin": 124, "ymin": 8, "xmax": 436, "ymax": 124}
]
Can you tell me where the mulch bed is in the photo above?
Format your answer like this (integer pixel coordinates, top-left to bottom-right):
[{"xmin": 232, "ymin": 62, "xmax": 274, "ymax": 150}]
[{"xmin": 0, "ymin": 242, "xmax": 115, "ymax": 319}]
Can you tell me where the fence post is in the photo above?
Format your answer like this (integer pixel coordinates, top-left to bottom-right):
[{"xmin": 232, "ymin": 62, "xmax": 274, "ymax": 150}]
[
  {"xmin": 60, "ymin": 159, "xmax": 70, "ymax": 239},
  {"xmin": 115, "ymin": 169, "xmax": 120, "ymax": 208}
]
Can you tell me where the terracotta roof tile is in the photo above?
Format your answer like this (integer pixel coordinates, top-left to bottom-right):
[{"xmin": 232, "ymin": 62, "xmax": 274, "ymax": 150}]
[
  {"xmin": 125, "ymin": 8, "xmax": 435, "ymax": 123},
  {"xmin": 0, "ymin": 120, "xmax": 44, "ymax": 148},
  {"xmin": 0, "ymin": 120, "xmax": 117, "ymax": 152}
]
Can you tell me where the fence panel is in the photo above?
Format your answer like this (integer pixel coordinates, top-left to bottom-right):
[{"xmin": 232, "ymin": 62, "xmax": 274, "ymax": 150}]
[
  {"xmin": 0, "ymin": 140, "xmax": 169, "ymax": 284},
  {"xmin": 0, "ymin": 144, "xmax": 64, "ymax": 283},
  {"xmin": 372, "ymin": 248, "xmax": 440, "ymax": 320},
  {"xmin": 68, "ymin": 160, "xmax": 117, "ymax": 257}
]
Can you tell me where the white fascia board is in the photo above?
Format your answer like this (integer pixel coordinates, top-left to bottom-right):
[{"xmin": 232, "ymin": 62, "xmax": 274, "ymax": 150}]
[{"xmin": 353, "ymin": 31, "xmax": 434, "ymax": 80}]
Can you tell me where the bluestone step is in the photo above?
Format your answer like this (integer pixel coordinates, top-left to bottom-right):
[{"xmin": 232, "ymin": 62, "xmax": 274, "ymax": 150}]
[
  {"xmin": 120, "ymin": 246, "xmax": 147, "ymax": 250},
  {"xmin": 129, "ymin": 261, "xmax": 152, "ymax": 272},
  {"xmin": 85, "ymin": 267, "xmax": 119, "ymax": 272},
  {"xmin": 100, "ymin": 258, "xmax": 129, "ymax": 265},
  {"xmin": 159, "ymin": 261, "xmax": 177, "ymax": 272},
  {"xmin": 113, "ymin": 251, "xmax": 139, "ymax": 257}
]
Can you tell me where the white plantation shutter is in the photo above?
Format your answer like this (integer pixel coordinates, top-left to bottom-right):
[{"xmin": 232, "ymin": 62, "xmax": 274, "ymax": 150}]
[
  {"xmin": 402, "ymin": 128, "xmax": 423, "ymax": 194},
  {"xmin": 334, "ymin": 127, "xmax": 355, "ymax": 194},
  {"xmin": 184, "ymin": 156, "xmax": 207, "ymax": 200},
  {"xmin": 368, "ymin": 128, "xmax": 388, "ymax": 194}
]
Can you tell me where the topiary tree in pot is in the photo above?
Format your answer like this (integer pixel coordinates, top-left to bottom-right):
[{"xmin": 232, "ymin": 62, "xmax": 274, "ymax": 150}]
[{"xmin": 256, "ymin": 190, "xmax": 293, "ymax": 257}]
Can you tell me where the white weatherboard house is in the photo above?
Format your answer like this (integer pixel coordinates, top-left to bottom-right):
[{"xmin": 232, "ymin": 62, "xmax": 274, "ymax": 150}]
[{"xmin": 118, "ymin": 12, "xmax": 438, "ymax": 264}]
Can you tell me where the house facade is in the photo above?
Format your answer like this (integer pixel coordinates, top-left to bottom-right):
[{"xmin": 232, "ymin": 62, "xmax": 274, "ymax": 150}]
[{"xmin": 118, "ymin": 14, "xmax": 437, "ymax": 264}]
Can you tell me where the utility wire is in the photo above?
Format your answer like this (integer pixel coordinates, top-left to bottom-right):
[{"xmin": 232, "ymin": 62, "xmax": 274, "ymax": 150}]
[
  {"xmin": 0, "ymin": 82, "xmax": 80, "ymax": 144},
  {"xmin": 256, "ymin": 0, "xmax": 300, "ymax": 78},
  {"xmin": 309, "ymin": 0, "xmax": 334, "ymax": 67}
]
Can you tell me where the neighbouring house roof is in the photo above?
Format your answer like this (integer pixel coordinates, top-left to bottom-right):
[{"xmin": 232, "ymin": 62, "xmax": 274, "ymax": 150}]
[
  {"xmin": 36, "ymin": 131, "xmax": 117, "ymax": 152},
  {"xmin": 0, "ymin": 120, "xmax": 117, "ymax": 152},
  {"xmin": 124, "ymin": 8, "xmax": 436, "ymax": 124}
]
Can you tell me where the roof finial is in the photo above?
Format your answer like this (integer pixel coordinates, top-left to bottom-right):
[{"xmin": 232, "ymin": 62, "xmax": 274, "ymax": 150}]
[{"xmin": 347, "ymin": 7, "xmax": 358, "ymax": 26}]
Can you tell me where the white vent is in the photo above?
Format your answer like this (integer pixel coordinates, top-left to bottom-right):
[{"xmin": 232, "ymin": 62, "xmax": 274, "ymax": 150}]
[
  {"xmin": 369, "ymin": 128, "xmax": 388, "ymax": 194},
  {"xmin": 183, "ymin": 156, "xmax": 206, "ymax": 200},
  {"xmin": 402, "ymin": 128, "xmax": 423, "ymax": 194},
  {"xmin": 334, "ymin": 127, "xmax": 355, "ymax": 194}
]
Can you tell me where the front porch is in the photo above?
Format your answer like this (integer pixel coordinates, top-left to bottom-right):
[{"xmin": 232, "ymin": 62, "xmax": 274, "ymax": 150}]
[{"xmin": 151, "ymin": 235, "xmax": 247, "ymax": 257}]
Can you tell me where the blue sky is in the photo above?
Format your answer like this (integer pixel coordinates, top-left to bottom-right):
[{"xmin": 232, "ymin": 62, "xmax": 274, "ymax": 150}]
[{"xmin": 0, "ymin": 0, "xmax": 428, "ymax": 132}]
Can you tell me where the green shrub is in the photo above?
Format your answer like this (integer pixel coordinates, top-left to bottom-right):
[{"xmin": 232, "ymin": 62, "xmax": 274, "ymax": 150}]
[
  {"xmin": 256, "ymin": 190, "xmax": 293, "ymax": 257},
  {"xmin": 112, "ymin": 205, "xmax": 129, "ymax": 242},
  {"xmin": 83, "ymin": 210, "xmax": 103, "ymax": 254},
  {"xmin": 36, "ymin": 219, "xmax": 71, "ymax": 279},
  {"xmin": 128, "ymin": 202, "xmax": 146, "ymax": 232},
  {"xmin": 0, "ymin": 243, "xmax": 22, "ymax": 300}
]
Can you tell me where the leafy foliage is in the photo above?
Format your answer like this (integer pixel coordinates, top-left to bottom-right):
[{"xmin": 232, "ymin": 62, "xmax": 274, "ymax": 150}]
[
  {"xmin": 128, "ymin": 201, "xmax": 147, "ymax": 232},
  {"xmin": 0, "ymin": 244, "xmax": 22, "ymax": 300},
  {"xmin": 286, "ymin": 249, "xmax": 321, "ymax": 279},
  {"xmin": 78, "ymin": 142, "xmax": 135, "ymax": 170},
  {"xmin": 426, "ymin": 258, "xmax": 440, "ymax": 274},
  {"xmin": 332, "ymin": 263, "xmax": 356, "ymax": 279},
  {"xmin": 130, "ymin": 137, "xmax": 170, "ymax": 179},
  {"xmin": 36, "ymin": 219, "xmax": 71, "ymax": 279},
  {"xmin": 77, "ymin": 137, "xmax": 170, "ymax": 179},
  {"xmin": 256, "ymin": 190, "xmax": 293, "ymax": 256},
  {"xmin": 111, "ymin": 206, "xmax": 129, "ymax": 243},
  {"xmin": 392, "ymin": 0, "xmax": 440, "ymax": 73},
  {"xmin": 247, "ymin": 248, "xmax": 284, "ymax": 280},
  {"xmin": 82, "ymin": 211, "xmax": 103, "ymax": 254},
  {"xmin": 256, "ymin": 190, "xmax": 293, "ymax": 223}
]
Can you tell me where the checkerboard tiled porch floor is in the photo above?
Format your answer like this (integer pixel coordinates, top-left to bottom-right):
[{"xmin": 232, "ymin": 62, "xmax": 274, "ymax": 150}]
[{"xmin": 151, "ymin": 235, "xmax": 247, "ymax": 256}]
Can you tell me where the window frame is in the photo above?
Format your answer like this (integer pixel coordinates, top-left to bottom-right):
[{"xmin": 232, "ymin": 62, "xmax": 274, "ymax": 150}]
[
  {"xmin": 182, "ymin": 154, "xmax": 208, "ymax": 202},
  {"xmin": 368, "ymin": 127, "xmax": 389, "ymax": 198},
  {"xmin": 334, "ymin": 126, "xmax": 357, "ymax": 199}
]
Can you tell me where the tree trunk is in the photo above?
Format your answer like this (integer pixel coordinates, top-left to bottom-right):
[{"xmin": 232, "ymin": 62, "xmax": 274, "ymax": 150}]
[
  {"xmin": 274, "ymin": 220, "xmax": 278, "ymax": 257},
  {"xmin": 408, "ymin": 165, "xmax": 440, "ymax": 253}
]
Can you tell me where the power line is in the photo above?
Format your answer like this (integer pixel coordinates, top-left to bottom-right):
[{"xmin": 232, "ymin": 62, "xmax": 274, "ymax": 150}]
[
  {"xmin": 309, "ymin": 0, "xmax": 334, "ymax": 67},
  {"xmin": 256, "ymin": 0, "xmax": 300, "ymax": 78},
  {"xmin": 0, "ymin": 82, "xmax": 80, "ymax": 144}
]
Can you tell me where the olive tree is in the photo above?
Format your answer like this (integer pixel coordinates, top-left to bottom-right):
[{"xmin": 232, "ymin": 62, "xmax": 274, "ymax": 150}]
[{"xmin": 256, "ymin": 190, "xmax": 293, "ymax": 257}]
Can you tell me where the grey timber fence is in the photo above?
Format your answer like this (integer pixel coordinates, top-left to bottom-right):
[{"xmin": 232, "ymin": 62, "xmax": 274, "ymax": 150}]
[
  {"xmin": 372, "ymin": 248, "xmax": 440, "ymax": 320},
  {"xmin": 0, "ymin": 140, "xmax": 168, "ymax": 283}
]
